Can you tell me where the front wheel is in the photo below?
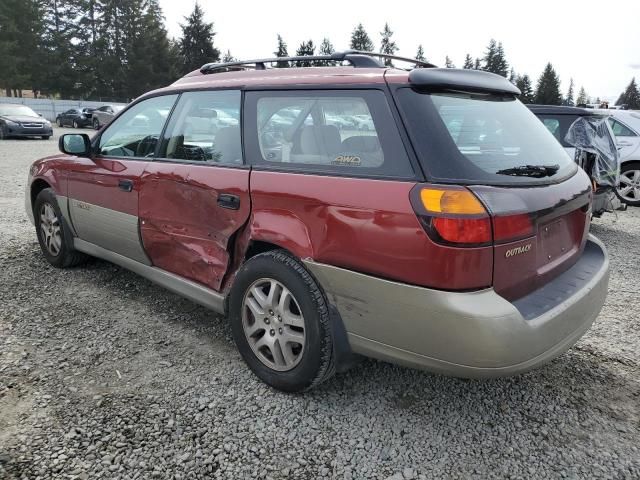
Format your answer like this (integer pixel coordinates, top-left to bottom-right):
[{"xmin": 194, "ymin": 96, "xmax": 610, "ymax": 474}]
[
  {"xmin": 229, "ymin": 250, "xmax": 335, "ymax": 392},
  {"xmin": 616, "ymin": 161, "xmax": 640, "ymax": 207},
  {"xmin": 33, "ymin": 188, "xmax": 88, "ymax": 268},
  {"xmin": 93, "ymin": 118, "xmax": 100, "ymax": 130},
  {"xmin": 72, "ymin": 120, "xmax": 79, "ymax": 128}
]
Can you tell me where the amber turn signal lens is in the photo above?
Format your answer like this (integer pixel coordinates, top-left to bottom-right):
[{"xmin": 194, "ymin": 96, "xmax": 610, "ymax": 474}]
[{"xmin": 419, "ymin": 188, "xmax": 487, "ymax": 215}]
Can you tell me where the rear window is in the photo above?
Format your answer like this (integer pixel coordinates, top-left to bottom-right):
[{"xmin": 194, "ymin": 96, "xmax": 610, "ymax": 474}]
[
  {"xmin": 397, "ymin": 89, "xmax": 578, "ymax": 185},
  {"xmin": 245, "ymin": 90, "xmax": 414, "ymax": 178}
]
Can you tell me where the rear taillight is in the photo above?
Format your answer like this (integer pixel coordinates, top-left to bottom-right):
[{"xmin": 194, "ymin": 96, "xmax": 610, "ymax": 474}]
[
  {"xmin": 411, "ymin": 185, "xmax": 536, "ymax": 247},
  {"xmin": 410, "ymin": 185, "xmax": 492, "ymax": 247}
]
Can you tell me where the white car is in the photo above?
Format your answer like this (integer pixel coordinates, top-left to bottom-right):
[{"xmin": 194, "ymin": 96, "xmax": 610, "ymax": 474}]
[{"xmin": 595, "ymin": 109, "xmax": 640, "ymax": 206}]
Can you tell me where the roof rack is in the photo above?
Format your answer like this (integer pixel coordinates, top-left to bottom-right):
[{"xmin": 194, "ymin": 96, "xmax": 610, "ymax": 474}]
[{"xmin": 200, "ymin": 50, "xmax": 436, "ymax": 74}]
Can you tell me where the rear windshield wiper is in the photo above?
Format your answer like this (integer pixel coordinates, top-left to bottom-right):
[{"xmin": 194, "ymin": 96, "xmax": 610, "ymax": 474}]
[{"xmin": 495, "ymin": 164, "xmax": 560, "ymax": 178}]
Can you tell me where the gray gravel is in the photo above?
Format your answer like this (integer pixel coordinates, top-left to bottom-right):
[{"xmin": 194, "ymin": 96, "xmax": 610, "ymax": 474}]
[{"xmin": 1, "ymin": 129, "xmax": 639, "ymax": 479}]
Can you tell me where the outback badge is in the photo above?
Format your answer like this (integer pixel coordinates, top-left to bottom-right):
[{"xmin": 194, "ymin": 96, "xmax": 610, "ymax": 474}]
[{"xmin": 505, "ymin": 243, "xmax": 532, "ymax": 258}]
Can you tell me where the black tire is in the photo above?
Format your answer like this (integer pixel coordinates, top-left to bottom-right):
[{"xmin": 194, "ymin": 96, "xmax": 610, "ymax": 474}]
[
  {"xmin": 41, "ymin": 136, "xmax": 51, "ymax": 140},
  {"xmin": 229, "ymin": 250, "xmax": 335, "ymax": 392},
  {"xmin": 616, "ymin": 161, "xmax": 640, "ymax": 207},
  {"xmin": 56, "ymin": 118, "xmax": 62, "ymax": 127},
  {"xmin": 73, "ymin": 119, "xmax": 79, "ymax": 128},
  {"xmin": 33, "ymin": 188, "xmax": 88, "ymax": 268},
  {"xmin": 93, "ymin": 118, "xmax": 100, "ymax": 130}
]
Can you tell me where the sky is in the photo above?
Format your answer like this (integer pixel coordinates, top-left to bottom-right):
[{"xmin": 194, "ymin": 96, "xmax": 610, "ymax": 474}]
[{"xmin": 159, "ymin": 0, "xmax": 640, "ymax": 102}]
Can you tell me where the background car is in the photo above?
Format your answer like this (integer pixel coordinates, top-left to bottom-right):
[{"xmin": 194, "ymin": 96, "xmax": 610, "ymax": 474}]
[
  {"xmin": 92, "ymin": 104, "xmax": 125, "ymax": 129},
  {"xmin": 56, "ymin": 108, "xmax": 95, "ymax": 128},
  {"xmin": 0, "ymin": 104, "xmax": 53, "ymax": 140},
  {"xmin": 597, "ymin": 109, "xmax": 640, "ymax": 206}
]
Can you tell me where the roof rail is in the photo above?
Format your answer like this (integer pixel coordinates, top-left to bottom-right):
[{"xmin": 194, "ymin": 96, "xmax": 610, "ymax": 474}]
[{"xmin": 200, "ymin": 50, "xmax": 436, "ymax": 74}]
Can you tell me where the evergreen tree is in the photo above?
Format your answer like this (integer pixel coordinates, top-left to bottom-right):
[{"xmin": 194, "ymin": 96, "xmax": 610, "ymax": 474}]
[
  {"xmin": 350, "ymin": 23, "xmax": 374, "ymax": 52},
  {"xmin": 379, "ymin": 22, "xmax": 397, "ymax": 66},
  {"xmin": 274, "ymin": 35, "xmax": 289, "ymax": 68},
  {"xmin": 515, "ymin": 74, "xmax": 535, "ymax": 104},
  {"xmin": 482, "ymin": 39, "xmax": 508, "ymax": 77},
  {"xmin": 415, "ymin": 45, "xmax": 426, "ymax": 62},
  {"xmin": 295, "ymin": 40, "xmax": 315, "ymax": 67},
  {"xmin": 615, "ymin": 78, "xmax": 640, "ymax": 109},
  {"xmin": 179, "ymin": 2, "xmax": 220, "ymax": 74},
  {"xmin": 0, "ymin": 0, "xmax": 43, "ymax": 96},
  {"xmin": 222, "ymin": 50, "xmax": 235, "ymax": 62},
  {"xmin": 576, "ymin": 86, "xmax": 588, "ymax": 106},
  {"xmin": 474, "ymin": 57, "xmax": 481, "ymax": 70},
  {"xmin": 534, "ymin": 63, "xmax": 562, "ymax": 105},
  {"xmin": 508, "ymin": 68, "xmax": 516, "ymax": 84},
  {"xmin": 317, "ymin": 37, "xmax": 335, "ymax": 66},
  {"xmin": 462, "ymin": 54, "xmax": 473, "ymax": 69},
  {"xmin": 445, "ymin": 56, "xmax": 455, "ymax": 68},
  {"xmin": 564, "ymin": 78, "xmax": 575, "ymax": 106}
]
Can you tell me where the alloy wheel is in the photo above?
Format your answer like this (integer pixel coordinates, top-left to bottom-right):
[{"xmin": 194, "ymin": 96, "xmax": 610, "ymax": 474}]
[
  {"xmin": 39, "ymin": 202, "xmax": 62, "ymax": 256},
  {"xmin": 618, "ymin": 169, "xmax": 640, "ymax": 204},
  {"xmin": 73, "ymin": 120, "xmax": 78, "ymax": 128},
  {"xmin": 242, "ymin": 278, "xmax": 306, "ymax": 372}
]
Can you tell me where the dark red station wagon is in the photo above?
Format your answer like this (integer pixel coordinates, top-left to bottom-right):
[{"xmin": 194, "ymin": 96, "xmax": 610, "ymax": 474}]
[{"xmin": 26, "ymin": 52, "xmax": 609, "ymax": 391}]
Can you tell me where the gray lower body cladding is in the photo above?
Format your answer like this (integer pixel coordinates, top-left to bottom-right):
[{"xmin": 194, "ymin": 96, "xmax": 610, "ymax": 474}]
[{"xmin": 304, "ymin": 234, "xmax": 609, "ymax": 378}]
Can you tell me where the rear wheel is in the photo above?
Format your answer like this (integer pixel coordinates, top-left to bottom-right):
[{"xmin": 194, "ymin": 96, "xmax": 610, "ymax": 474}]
[
  {"xmin": 229, "ymin": 250, "xmax": 335, "ymax": 392},
  {"xmin": 93, "ymin": 118, "xmax": 100, "ymax": 130},
  {"xmin": 56, "ymin": 118, "xmax": 62, "ymax": 127},
  {"xmin": 34, "ymin": 188, "xmax": 87, "ymax": 268},
  {"xmin": 73, "ymin": 119, "xmax": 79, "ymax": 128},
  {"xmin": 616, "ymin": 162, "xmax": 640, "ymax": 207}
]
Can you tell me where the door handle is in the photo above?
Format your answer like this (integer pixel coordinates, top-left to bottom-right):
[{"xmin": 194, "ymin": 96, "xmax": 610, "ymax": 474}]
[
  {"xmin": 217, "ymin": 193, "xmax": 240, "ymax": 210},
  {"xmin": 118, "ymin": 179, "xmax": 134, "ymax": 192}
]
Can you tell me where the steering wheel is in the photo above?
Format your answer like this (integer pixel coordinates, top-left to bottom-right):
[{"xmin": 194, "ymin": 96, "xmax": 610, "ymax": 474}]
[{"xmin": 135, "ymin": 135, "xmax": 159, "ymax": 157}]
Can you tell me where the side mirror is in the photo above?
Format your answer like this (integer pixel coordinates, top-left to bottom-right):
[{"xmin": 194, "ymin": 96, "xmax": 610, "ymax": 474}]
[{"xmin": 59, "ymin": 133, "xmax": 92, "ymax": 157}]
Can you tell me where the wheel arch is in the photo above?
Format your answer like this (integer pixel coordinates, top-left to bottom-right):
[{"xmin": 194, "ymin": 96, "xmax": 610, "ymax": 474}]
[{"xmin": 31, "ymin": 178, "xmax": 52, "ymax": 209}]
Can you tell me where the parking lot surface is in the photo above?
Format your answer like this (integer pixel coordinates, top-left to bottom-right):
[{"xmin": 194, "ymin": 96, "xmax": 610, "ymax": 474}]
[{"xmin": 1, "ymin": 129, "xmax": 639, "ymax": 479}]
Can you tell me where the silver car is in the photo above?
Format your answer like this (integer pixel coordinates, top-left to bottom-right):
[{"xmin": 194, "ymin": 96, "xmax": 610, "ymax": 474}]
[{"xmin": 92, "ymin": 105, "xmax": 125, "ymax": 130}]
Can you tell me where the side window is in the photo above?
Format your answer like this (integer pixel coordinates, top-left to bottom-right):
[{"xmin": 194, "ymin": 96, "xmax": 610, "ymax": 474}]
[
  {"xmin": 608, "ymin": 118, "xmax": 637, "ymax": 137},
  {"xmin": 250, "ymin": 90, "xmax": 413, "ymax": 177},
  {"xmin": 542, "ymin": 118, "xmax": 561, "ymax": 141},
  {"xmin": 98, "ymin": 95, "xmax": 177, "ymax": 158},
  {"xmin": 159, "ymin": 90, "xmax": 242, "ymax": 164}
]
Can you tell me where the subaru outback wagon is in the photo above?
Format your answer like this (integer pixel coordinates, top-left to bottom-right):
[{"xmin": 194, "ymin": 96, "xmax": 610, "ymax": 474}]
[{"xmin": 26, "ymin": 51, "xmax": 609, "ymax": 392}]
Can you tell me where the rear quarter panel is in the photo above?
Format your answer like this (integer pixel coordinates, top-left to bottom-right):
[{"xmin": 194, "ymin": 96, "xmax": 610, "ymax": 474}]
[{"xmin": 247, "ymin": 171, "xmax": 493, "ymax": 290}]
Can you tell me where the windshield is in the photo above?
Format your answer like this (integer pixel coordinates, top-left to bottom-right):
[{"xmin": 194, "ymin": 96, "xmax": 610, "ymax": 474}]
[
  {"xmin": 397, "ymin": 89, "xmax": 577, "ymax": 185},
  {"xmin": 0, "ymin": 105, "xmax": 39, "ymax": 117}
]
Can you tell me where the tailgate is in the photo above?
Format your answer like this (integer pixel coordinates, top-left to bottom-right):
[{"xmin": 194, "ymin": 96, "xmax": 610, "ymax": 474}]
[{"xmin": 470, "ymin": 170, "xmax": 592, "ymax": 301}]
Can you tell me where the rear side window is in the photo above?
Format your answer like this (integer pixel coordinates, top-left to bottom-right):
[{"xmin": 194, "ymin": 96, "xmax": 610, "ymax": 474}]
[
  {"xmin": 245, "ymin": 90, "xmax": 413, "ymax": 178},
  {"xmin": 397, "ymin": 89, "xmax": 577, "ymax": 185},
  {"xmin": 609, "ymin": 118, "xmax": 637, "ymax": 137},
  {"xmin": 158, "ymin": 90, "xmax": 242, "ymax": 164}
]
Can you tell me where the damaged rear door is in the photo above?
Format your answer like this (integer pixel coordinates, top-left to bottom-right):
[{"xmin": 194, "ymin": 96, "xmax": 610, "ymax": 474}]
[{"xmin": 139, "ymin": 90, "xmax": 249, "ymax": 291}]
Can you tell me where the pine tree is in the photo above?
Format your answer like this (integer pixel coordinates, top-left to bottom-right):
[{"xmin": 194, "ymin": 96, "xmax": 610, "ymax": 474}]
[
  {"xmin": 350, "ymin": 23, "xmax": 374, "ymax": 52},
  {"xmin": 295, "ymin": 40, "xmax": 315, "ymax": 67},
  {"xmin": 462, "ymin": 54, "xmax": 473, "ymax": 69},
  {"xmin": 379, "ymin": 23, "xmax": 397, "ymax": 66},
  {"xmin": 534, "ymin": 63, "xmax": 562, "ymax": 105},
  {"xmin": 508, "ymin": 68, "xmax": 516, "ymax": 84},
  {"xmin": 474, "ymin": 58, "xmax": 481, "ymax": 70},
  {"xmin": 576, "ymin": 86, "xmax": 588, "ymax": 106},
  {"xmin": 515, "ymin": 74, "xmax": 535, "ymax": 104},
  {"xmin": 222, "ymin": 50, "xmax": 235, "ymax": 62},
  {"xmin": 445, "ymin": 56, "xmax": 455, "ymax": 68},
  {"xmin": 274, "ymin": 35, "xmax": 289, "ymax": 68},
  {"xmin": 616, "ymin": 78, "xmax": 640, "ymax": 109},
  {"xmin": 317, "ymin": 38, "xmax": 335, "ymax": 66},
  {"xmin": 482, "ymin": 39, "xmax": 508, "ymax": 77},
  {"xmin": 415, "ymin": 45, "xmax": 426, "ymax": 62},
  {"xmin": 564, "ymin": 78, "xmax": 575, "ymax": 106},
  {"xmin": 179, "ymin": 2, "xmax": 220, "ymax": 74}
]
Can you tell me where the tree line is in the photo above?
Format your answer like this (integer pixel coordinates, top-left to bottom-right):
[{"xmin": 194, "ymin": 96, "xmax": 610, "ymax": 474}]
[{"xmin": 1, "ymin": 1, "xmax": 638, "ymax": 109}]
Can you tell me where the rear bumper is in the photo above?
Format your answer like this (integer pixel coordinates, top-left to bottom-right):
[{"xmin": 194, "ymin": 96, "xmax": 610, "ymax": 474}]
[{"xmin": 304, "ymin": 234, "xmax": 609, "ymax": 378}]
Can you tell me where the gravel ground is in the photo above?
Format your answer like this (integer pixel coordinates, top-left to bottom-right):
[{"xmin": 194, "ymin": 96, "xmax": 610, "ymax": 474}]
[{"xmin": 1, "ymin": 129, "xmax": 639, "ymax": 480}]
